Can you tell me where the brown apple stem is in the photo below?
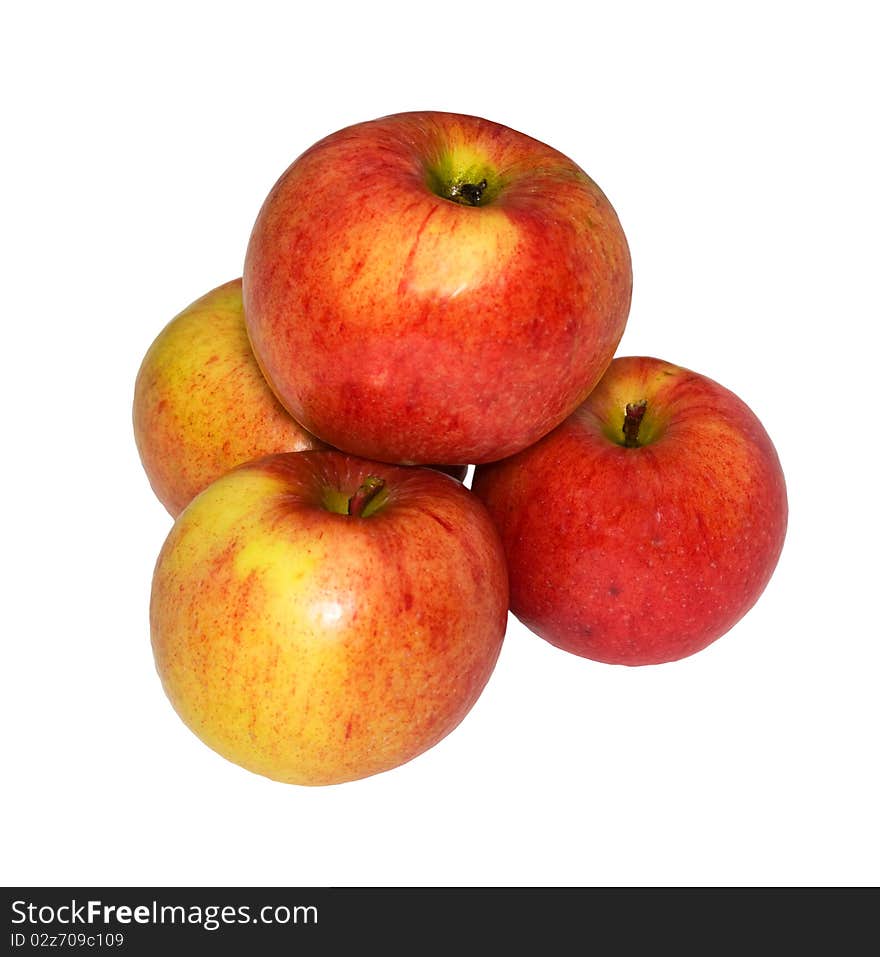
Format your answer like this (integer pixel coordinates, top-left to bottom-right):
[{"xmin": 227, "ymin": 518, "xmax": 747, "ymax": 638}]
[
  {"xmin": 622, "ymin": 400, "xmax": 648, "ymax": 448},
  {"xmin": 447, "ymin": 179, "xmax": 488, "ymax": 207},
  {"xmin": 347, "ymin": 476, "xmax": 386, "ymax": 517}
]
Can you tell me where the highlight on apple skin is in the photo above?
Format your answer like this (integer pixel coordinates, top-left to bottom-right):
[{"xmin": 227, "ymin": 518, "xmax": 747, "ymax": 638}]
[
  {"xmin": 149, "ymin": 450, "xmax": 509, "ymax": 786},
  {"xmin": 132, "ymin": 278, "xmax": 327, "ymax": 517},
  {"xmin": 243, "ymin": 110, "xmax": 633, "ymax": 467},
  {"xmin": 472, "ymin": 356, "xmax": 788, "ymax": 666}
]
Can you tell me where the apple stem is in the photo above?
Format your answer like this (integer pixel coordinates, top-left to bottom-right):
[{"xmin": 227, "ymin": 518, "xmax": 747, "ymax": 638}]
[
  {"xmin": 622, "ymin": 400, "xmax": 648, "ymax": 448},
  {"xmin": 447, "ymin": 179, "xmax": 488, "ymax": 207},
  {"xmin": 347, "ymin": 476, "xmax": 386, "ymax": 517}
]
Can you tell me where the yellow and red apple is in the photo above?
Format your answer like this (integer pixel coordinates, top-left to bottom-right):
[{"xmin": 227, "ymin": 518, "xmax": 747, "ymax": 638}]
[
  {"xmin": 133, "ymin": 278, "xmax": 327, "ymax": 517},
  {"xmin": 243, "ymin": 110, "xmax": 632, "ymax": 466},
  {"xmin": 472, "ymin": 356, "xmax": 788, "ymax": 665},
  {"xmin": 149, "ymin": 450, "xmax": 508, "ymax": 785}
]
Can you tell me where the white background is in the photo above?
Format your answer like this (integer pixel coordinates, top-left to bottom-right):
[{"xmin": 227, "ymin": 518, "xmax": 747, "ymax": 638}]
[{"xmin": 3, "ymin": 1, "xmax": 878, "ymax": 888}]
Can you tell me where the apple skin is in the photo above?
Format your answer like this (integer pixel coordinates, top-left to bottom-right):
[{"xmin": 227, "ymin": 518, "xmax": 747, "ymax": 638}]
[
  {"xmin": 243, "ymin": 110, "xmax": 632, "ymax": 466},
  {"xmin": 472, "ymin": 356, "xmax": 788, "ymax": 666},
  {"xmin": 133, "ymin": 278, "xmax": 327, "ymax": 517},
  {"xmin": 149, "ymin": 450, "xmax": 508, "ymax": 785}
]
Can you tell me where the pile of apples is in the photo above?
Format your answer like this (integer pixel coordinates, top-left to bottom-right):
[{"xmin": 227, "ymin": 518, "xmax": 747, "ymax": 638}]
[{"xmin": 134, "ymin": 111, "xmax": 788, "ymax": 786}]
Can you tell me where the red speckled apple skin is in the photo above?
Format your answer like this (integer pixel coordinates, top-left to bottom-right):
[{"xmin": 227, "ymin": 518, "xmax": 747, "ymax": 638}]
[
  {"xmin": 133, "ymin": 279, "xmax": 327, "ymax": 517},
  {"xmin": 472, "ymin": 356, "xmax": 788, "ymax": 666},
  {"xmin": 243, "ymin": 110, "xmax": 632, "ymax": 466}
]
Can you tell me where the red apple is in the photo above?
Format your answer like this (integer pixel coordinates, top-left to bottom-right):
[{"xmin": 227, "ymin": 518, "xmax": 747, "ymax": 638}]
[
  {"xmin": 472, "ymin": 356, "xmax": 788, "ymax": 666},
  {"xmin": 150, "ymin": 450, "xmax": 508, "ymax": 785},
  {"xmin": 243, "ymin": 110, "xmax": 632, "ymax": 466}
]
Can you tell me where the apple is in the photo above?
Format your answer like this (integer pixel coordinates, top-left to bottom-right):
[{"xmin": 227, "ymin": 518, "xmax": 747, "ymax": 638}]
[
  {"xmin": 471, "ymin": 356, "xmax": 788, "ymax": 666},
  {"xmin": 133, "ymin": 278, "xmax": 327, "ymax": 517},
  {"xmin": 242, "ymin": 110, "xmax": 632, "ymax": 466},
  {"xmin": 149, "ymin": 450, "xmax": 508, "ymax": 785}
]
